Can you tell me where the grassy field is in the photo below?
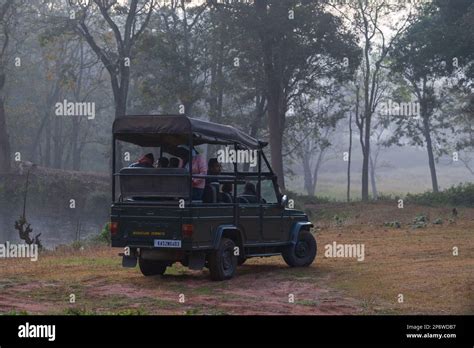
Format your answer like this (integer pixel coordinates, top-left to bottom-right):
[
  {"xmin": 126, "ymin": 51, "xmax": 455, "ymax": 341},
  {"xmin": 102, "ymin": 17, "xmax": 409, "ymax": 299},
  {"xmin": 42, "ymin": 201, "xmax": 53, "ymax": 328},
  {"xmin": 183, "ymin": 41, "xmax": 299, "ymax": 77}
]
[
  {"xmin": 0, "ymin": 202, "xmax": 472, "ymax": 315},
  {"xmin": 287, "ymin": 162, "xmax": 473, "ymax": 200}
]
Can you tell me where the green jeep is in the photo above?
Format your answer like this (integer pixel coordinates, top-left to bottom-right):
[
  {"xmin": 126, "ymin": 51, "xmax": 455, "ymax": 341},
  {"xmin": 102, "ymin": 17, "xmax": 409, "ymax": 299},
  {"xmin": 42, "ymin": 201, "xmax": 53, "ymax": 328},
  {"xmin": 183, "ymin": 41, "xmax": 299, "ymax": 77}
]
[{"xmin": 110, "ymin": 115, "xmax": 316, "ymax": 280}]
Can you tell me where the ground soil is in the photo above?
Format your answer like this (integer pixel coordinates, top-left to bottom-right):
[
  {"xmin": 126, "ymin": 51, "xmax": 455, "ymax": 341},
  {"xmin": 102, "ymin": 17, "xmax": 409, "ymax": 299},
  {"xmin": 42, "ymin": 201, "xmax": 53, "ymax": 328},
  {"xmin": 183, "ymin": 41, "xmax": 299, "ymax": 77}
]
[{"xmin": 0, "ymin": 202, "xmax": 472, "ymax": 315}]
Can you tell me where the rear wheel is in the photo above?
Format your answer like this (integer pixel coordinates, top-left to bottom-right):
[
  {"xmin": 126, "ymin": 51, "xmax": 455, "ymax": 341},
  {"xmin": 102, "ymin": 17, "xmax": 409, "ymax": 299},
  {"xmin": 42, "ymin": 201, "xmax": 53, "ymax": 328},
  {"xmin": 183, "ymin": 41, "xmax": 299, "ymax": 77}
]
[
  {"xmin": 208, "ymin": 238, "xmax": 237, "ymax": 281},
  {"xmin": 138, "ymin": 257, "xmax": 168, "ymax": 276},
  {"xmin": 282, "ymin": 230, "xmax": 317, "ymax": 267}
]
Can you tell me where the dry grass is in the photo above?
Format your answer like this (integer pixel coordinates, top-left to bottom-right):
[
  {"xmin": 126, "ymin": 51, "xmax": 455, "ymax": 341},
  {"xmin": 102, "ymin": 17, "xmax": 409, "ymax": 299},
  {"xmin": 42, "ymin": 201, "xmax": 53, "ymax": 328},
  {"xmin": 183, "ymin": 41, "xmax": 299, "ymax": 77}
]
[{"xmin": 0, "ymin": 202, "xmax": 472, "ymax": 315}]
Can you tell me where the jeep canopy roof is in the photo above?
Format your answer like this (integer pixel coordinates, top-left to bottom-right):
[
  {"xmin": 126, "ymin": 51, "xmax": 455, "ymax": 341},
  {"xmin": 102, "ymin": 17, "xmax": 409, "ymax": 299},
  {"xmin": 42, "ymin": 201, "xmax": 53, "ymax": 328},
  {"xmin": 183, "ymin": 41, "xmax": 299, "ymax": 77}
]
[{"xmin": 113, "ymin": 115, "xmax": 266, "ymax": 149}]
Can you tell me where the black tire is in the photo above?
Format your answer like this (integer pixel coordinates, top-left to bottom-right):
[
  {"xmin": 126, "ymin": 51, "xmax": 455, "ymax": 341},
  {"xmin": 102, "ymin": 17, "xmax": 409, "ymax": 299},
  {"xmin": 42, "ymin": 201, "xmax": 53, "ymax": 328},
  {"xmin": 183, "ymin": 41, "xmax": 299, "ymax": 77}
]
[
  {"xmin": 282, "ymin": 230, "xmax": 317, "ymax": 267},
  {"xmin": 208, "ymin": 238, "xmax": 237, "ymax": 281},
  {"xmin": 138, "ymin": 257, "xmax": 168, "ymax": 276}
]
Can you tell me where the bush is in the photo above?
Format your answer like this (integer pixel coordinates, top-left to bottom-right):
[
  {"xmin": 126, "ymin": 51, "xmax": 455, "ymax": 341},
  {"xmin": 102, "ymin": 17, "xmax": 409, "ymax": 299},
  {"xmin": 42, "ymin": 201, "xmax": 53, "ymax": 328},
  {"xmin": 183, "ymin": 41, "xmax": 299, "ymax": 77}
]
[
  {"xmin": 284, "ymin": 190, "xmax": 333, "ymax": 211},
  {"xmin": 384, "ymin": 221, "xmax": 401, "ymax": 228},
  {"xmin": 376, "ymin": 193, "xmax": 400, "ymax": 202},
  {"xmin": 405, "ymin": 183, "xmax": 474, "ymax": 207},
  {"xmin": 411, "ymin": 214, "xmax": 428, "ymax": 229},
  {"xmin": 64, "ymin": 307, "xmax": 97, "ymax": 315},
  {"xmin": 71, "ymin": 240, "xmax": 85, "ymax": 250},
  {"xmin": 88, "ymin": 223, "xmax": 111, "ymax": 245}
]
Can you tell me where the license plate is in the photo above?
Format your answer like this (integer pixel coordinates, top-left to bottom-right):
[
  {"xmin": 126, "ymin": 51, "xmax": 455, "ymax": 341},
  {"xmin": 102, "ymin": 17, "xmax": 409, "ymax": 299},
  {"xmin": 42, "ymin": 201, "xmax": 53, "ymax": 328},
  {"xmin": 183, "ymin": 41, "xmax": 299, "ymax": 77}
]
[{"xmin": 154, "ymin": 239, "xmax": 181, "ymax": 248}]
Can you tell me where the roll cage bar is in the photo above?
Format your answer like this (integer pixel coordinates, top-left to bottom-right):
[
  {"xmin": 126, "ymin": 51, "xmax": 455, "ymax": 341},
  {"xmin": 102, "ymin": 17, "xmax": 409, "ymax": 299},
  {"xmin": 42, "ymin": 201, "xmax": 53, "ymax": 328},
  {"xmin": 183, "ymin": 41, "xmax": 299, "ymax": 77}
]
[{"xmin": 112, "ymin": 115, "xmax": 282, "ymax": 207}]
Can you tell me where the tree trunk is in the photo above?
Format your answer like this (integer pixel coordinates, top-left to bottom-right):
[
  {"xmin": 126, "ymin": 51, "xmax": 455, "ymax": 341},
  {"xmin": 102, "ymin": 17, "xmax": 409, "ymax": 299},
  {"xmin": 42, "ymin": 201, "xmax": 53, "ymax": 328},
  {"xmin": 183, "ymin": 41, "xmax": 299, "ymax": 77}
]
[
  {"xmin": 113, "ymin": 82, "xmax": 126, "ymax": 169},
  {"xmin": 302, "ymin": 150, "xmax": 313, "ymax": 196},
  {"xmin": 360, "ymin": 139, "xmax": 370, "ymax": 201},
  {"xmin": 242, "ymin": 93, "xmax": 266, "ymax": 172},
  {"xmin": 256, "ymin": 0, "xmax": 286, "ymax": 192},
  {"xmin": 53, "ymin": 116, "xmax": 62, "ymax": 168},
  {"xmin": 369, "ymin": 153, "xmax": 378, "ymax": 199},
  {"xmin": 347, "ymin": 111, "xmax": 353, "ymax": 202},
  {"xmin": 301, "ymin": 141, "xmax": 326, "ymax": 197},
  {"xmin": 423, "ymin": 116, "xmax": 439, "ymax": 192},
  {"xmin": 310, "ymin": 149, "xmax": 325, "ymax": 196},
  {"xmin": 115, "ymin": 90, "xmax": 127, "ymax": 119},
  {"xmin": 71, "ymin": 118, "xmax": 81, "ymax": 171},
  {"xmin": 0, "ymin": 95, "xmax": 11, "ymax": 173},
  {"xmin": 29, "ymin": 113, "xmax": 49, "ymax": 164},
  {"xmin": 44, "ymin": 115, "xmax": 51, "ymax": 167},
  {"xmin": 0, "ymin": 1, "xmax": 13, "ymax": 174},
  {"xmin": 361, "ymin": 110, "xmax": 371, "ymax": 201},
  {"xmin": 267, "ymin": 100, "xmax": 285, "ymax": 191},
  {"xmin": 208, "ymin": 17, "xmax": 224, "ymax": 124}
]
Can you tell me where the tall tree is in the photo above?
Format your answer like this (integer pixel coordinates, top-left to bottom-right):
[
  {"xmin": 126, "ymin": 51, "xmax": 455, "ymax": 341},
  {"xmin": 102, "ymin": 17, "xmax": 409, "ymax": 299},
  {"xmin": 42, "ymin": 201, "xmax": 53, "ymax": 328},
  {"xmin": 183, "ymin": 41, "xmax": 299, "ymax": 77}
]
[
  {"xmin": 347, "ymin": 83, "xmax": 360, "ymax": 202},
  {"xmin": 136, "ymin": 0, "xmax": 208, "ymax": 115},
  {"xmin": 388, "ymin": 4, "xmax": 459, "ymax": 192},
  {"xmin": 286, "ymin": 87, "xmax": 345, "ymax": 196},
  {"xmin": 330, "ymin": 0, "xmax": 410, "ymax": 200},
  {"xmin": 238, "ymin": 0, "xmax": 359, "ymax": 190},
  {"xmin": 422, "ymin": 0, "xmax": 474, "ymax": 175},
  {"xmin": 0, "ymin": 0, "xmax": 15, "ymax": 173},
  {"xmin": 70, "ymin": 0, "xmax": 155, "ymax": 119}
]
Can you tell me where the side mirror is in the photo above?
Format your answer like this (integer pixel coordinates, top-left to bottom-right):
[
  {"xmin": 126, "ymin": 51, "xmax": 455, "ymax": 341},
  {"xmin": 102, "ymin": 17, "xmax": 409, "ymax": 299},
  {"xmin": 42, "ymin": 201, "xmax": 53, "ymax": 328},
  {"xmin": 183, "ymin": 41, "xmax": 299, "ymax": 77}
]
[{"xmin": 280, "ymin": 194, "xmax": 288, "ymax": 208}]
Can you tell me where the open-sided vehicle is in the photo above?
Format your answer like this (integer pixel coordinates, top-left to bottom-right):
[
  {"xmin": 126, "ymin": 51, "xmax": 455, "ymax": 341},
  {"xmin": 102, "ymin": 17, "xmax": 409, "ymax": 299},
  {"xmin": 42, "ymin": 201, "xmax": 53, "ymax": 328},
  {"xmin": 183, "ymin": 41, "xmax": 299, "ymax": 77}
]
[{"xmin": 110, "ymin": 115, "xmax": 316, "ymax": 280}]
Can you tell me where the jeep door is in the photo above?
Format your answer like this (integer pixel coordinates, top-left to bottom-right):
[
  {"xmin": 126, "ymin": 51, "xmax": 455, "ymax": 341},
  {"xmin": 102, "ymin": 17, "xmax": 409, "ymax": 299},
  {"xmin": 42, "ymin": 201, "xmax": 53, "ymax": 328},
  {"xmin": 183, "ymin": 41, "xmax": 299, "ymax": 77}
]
[
  {"xmin": 260, "ymin": 179, "xmax": 284, "ymax": 241},
  {"xmin": 238, "ymin": 201, "xmax": 261, "ymax": 243}
]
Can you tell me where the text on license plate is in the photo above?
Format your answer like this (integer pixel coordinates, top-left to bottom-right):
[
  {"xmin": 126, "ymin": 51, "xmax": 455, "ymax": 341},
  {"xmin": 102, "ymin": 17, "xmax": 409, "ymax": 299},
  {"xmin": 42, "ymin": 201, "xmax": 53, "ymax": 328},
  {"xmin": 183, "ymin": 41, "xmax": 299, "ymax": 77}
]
[{"xmin": 154, "ymin": 239, "xmax": 181, "ymax": 248}]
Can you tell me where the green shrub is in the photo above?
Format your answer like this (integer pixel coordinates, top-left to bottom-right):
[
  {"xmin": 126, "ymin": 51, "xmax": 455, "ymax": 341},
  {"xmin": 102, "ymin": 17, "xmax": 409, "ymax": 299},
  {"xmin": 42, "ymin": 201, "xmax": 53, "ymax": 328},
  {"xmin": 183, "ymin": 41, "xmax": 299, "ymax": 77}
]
[
  {"xmin": 284, "ymin": 190, "xmax": 334, "ymax": 211},
  {"xmin": 384, "ymin": 221, "xmax": 401, "ymax": 228},
  {"xmin": 411, "ymin": 214, "xmax": 428, "ymax": 229},
  {"xmin": 64, "ymin": 307, "xmax": 97, "ymax": 315},
  {"xmin": 333, "ymin": 214, "xmax": 345, "ymax": 226},
  {"xmin": 405, "ymin": 183, "xmax": 474, "ymax": 207},
  {"xmin": 114, "ymin": 308, "xmax": 148, "ymax": 315},
  {"xmin": 1, "ymin": 310, "xmax": 29, "ymax": 315},
  {"xmin": 376, "ymin": 193, "xmax": 399, "ymax": 202},
  {"xmin": 88, "ymin": 223, "xmax": 111, "ymax": 246},
  {"xmin": 71, "ymin": 240, "xmax": 85, "ymax": 250}
]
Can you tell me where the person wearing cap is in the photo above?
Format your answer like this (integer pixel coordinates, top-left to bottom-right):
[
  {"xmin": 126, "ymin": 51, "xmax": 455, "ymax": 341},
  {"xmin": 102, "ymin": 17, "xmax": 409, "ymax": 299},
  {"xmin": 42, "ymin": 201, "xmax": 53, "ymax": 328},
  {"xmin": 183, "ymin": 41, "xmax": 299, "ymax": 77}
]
[{"xmin": 129, "ymin": 153, "xmax": 155, "ymax": 168}]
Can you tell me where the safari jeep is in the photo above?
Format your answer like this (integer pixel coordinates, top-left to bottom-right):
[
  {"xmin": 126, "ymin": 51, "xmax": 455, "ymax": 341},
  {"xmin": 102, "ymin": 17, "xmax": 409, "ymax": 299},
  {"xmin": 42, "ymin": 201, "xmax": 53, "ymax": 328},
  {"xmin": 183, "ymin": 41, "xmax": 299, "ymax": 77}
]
[{"xmin": 110, "ymin": 115, "xmax": 316, "ymax": 280}]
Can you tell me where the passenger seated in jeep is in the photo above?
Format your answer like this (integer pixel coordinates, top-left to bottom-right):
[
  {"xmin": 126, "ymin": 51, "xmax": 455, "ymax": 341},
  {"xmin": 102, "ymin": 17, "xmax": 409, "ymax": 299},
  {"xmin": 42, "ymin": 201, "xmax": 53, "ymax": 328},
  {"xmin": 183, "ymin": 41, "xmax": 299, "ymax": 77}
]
[
  {"xmin": 219, "ymin": 182, "xmax": 233, "ymax": 203},
  {"xmin": 129, "ymin": 153, "xmax": 155, "ymax": 168},
  {"xmin": 206, "ymin": 158, "xmax": 222, "ymax": 184},
  {"xmin": 157, "ymin": 157, "xmax": 169, "ymax": 168},
  {"xmin": 238, "ymin": 182, "xmax": 266, "ymax": 203},
  {"xmin": 240, "ymin": 182, "xmax": 258, "ymax": 203},
  {"xmin": 178, "ymin": 145, "xmax": 207, "ymax": 200},
  {"xmin": 202, "ymin": 158, "xmax": 222, "ymax": 203},
  {"xmin": 169, "ymin": 157, "xmax": 180, "ymax": 168}
]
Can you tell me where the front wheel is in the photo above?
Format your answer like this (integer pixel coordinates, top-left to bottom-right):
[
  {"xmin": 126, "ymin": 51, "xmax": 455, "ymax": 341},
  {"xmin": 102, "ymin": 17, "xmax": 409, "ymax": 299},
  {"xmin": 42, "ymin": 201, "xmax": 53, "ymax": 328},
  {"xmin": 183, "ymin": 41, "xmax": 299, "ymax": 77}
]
[
  {"xmin": 208, "ymin": 238, "xmax": 237, "ymax": 281},
  {"xmin": 282, "ymin": 230, "xmax": 317, "ymax": 267},
  {"xmin": 138, "ymin": 257, "xmax": 168, "ymax": 276}
]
